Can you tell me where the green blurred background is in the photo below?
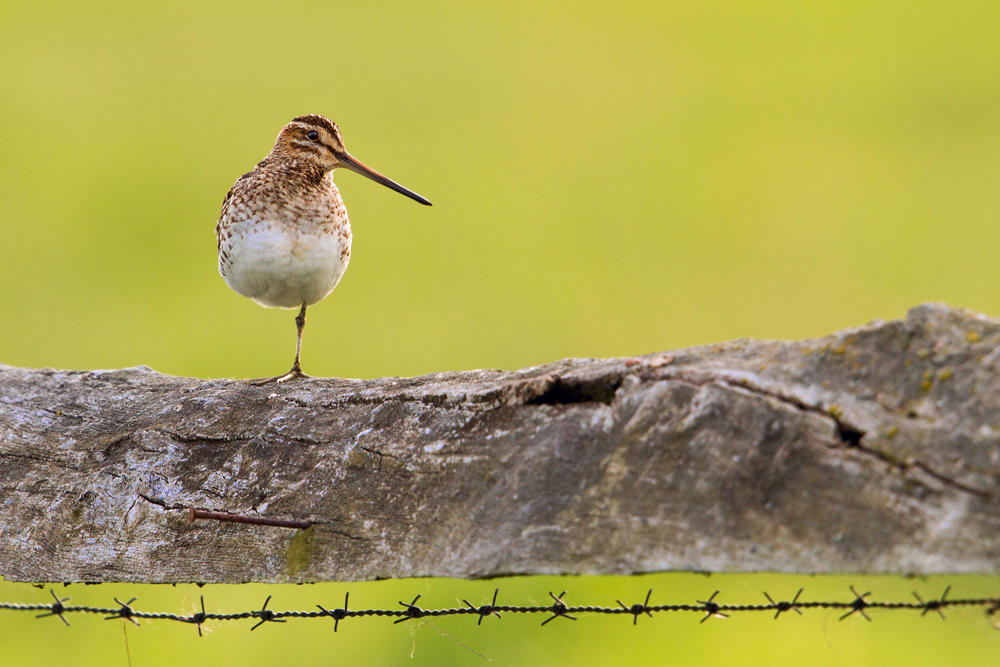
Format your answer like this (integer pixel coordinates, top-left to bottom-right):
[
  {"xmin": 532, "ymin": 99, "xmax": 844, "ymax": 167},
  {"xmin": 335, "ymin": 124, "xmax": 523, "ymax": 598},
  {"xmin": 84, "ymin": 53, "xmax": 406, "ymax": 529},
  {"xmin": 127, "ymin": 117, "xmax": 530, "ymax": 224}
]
[{"xmin": 2, "ymin": 0, "xmax": 1000, "ymax": 664}]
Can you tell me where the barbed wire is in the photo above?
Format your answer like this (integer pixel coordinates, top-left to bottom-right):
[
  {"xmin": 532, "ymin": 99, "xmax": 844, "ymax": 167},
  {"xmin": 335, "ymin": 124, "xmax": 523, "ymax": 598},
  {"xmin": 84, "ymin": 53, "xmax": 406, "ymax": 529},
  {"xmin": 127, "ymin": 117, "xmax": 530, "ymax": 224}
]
[{"xmin": 2, "ymin": 584, "xmax": 999, "ymax": 634}]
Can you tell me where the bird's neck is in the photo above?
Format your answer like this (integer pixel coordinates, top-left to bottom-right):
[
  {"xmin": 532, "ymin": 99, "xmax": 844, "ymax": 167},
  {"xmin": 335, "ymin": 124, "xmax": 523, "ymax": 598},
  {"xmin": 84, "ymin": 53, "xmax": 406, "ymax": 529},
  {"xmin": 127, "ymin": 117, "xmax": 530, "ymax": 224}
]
[{"xmin": 258, "ymin": 155, "xmax": 329, "ymax": 187}]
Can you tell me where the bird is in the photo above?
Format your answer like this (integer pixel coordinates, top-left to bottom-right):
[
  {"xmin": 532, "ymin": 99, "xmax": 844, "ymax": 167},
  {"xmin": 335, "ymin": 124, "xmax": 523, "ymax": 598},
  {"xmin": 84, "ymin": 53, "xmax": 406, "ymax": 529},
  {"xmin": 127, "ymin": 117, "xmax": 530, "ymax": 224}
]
[{"xmin": 215, "ymin": 114, "xmax": 431, "ymax": 384}]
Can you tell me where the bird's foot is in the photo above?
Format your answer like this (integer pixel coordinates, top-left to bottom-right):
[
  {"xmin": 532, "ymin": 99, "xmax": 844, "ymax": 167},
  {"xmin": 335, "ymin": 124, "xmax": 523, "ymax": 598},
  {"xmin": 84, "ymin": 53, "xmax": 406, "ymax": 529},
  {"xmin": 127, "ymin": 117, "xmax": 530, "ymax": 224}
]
[{"xmin": 250, "ymin": 366, "xmax": 311, "ymax": 386}]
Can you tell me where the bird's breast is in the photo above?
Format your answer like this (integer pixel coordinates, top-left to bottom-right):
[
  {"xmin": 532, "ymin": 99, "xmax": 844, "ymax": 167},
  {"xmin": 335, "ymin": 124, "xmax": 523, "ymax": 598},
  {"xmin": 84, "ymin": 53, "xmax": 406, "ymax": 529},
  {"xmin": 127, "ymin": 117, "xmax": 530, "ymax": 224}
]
[
  {"xmin": 218, "ymin": 212, "xmax": 352, "ymax": 309},
  {"xmin": 216, "ymin": 170, "xmax": 354, "ymax": 308}
]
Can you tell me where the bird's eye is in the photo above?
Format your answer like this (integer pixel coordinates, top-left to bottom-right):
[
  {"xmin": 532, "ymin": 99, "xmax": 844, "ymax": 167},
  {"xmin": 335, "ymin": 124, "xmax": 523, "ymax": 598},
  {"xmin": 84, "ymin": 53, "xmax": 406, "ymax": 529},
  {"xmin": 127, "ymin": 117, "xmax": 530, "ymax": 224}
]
[{"xmin": 306, "ymin": 130, "xmax": 319, "ymax": 141}]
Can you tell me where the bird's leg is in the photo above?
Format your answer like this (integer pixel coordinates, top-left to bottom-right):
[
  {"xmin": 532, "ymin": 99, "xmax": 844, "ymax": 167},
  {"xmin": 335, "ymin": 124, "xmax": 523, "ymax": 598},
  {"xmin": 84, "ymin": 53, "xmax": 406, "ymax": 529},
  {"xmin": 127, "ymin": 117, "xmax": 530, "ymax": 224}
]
[
  {"xmin": 291, "ymin": 304, "xmax": 308, "ymax": 375},
  {"xmin": 251, "ymin": 304, "xmax": 311, "ymax": 385}
]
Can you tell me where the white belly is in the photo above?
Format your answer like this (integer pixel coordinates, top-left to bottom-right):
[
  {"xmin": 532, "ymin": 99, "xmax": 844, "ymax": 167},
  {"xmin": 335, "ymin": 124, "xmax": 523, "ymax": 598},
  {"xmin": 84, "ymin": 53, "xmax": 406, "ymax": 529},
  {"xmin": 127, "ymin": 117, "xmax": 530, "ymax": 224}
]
[{"xmin": 219, "ymin": 220, "xmax": 350, "ymax": 309}]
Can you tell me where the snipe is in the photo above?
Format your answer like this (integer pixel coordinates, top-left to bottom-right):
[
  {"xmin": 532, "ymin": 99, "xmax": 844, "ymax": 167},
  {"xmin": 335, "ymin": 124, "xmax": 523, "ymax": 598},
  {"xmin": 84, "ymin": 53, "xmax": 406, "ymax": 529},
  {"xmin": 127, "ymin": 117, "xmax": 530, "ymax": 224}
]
[{"xmin": 215, "ymin": 115, "xmax": 431, "ymax": 384}]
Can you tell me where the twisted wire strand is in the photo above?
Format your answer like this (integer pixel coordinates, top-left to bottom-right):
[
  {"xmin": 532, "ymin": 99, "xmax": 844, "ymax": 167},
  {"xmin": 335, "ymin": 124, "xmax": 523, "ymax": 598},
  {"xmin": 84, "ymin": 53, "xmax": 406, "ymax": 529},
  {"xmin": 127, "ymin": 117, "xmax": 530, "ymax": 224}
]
[{"xmin": 3, "ymin": 586, "xmax": 999, "ymax": 630}]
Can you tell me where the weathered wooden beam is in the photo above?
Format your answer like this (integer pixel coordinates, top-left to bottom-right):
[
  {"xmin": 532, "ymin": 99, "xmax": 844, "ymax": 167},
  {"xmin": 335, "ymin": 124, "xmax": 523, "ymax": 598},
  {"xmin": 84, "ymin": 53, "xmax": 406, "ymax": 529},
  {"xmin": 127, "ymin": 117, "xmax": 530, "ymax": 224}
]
[{"xmin": 2, "ymin": 303, "xmax": 999, "ymax": 583}]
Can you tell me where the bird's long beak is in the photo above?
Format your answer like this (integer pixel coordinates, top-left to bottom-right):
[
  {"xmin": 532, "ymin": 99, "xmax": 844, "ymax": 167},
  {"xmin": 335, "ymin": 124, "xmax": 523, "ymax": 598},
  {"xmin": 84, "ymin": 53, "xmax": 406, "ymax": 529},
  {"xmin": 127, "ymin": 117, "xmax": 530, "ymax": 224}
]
[{"xmin": 338, "ymin": 153, "xmax": 432, "ymax": 206}]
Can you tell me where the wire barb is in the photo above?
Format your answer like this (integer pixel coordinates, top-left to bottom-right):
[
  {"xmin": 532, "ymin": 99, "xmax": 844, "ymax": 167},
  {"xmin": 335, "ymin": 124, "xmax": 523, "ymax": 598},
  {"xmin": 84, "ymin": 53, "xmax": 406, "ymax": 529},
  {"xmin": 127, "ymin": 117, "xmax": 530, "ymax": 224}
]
[
  {"xmin": 697, "ymin": 590, "xmax": 729, "ymax": 623},
  {"xmin": 250, "ymin": 595, "xmax": 287, "ymax": 631},
  {"xmin": 764, "ymin": 589, "xmax": 803, "ymax": 619},
  {"xmin": 541, "ymin": 591, "xmax": 577, "ymax": 626},
  {"xmin": 463, "ymin": 588, "xmax": 502, "ymax": 626},
  {"xmin": 988, "ymin": 582, "xmax": 1000, "ymax": 618},
  {"xmin": 316, "ymin": 592, "xmax": 350, "ymax": 632},
  {"xmin": 617, "ymin": 589, "xmax": 654, "ymax": 625},
  {"xmin": 35, "ymin": 590, "xmax": 71, "ymax": 627},
  {"xmin": 105, "ymin": 597, "xmax": 140, "ymax": 626},
  {"xmin": 840, "ymin": 586, "xmax": 872, "ymax": 621},
  {"xmin": 186, "ymin": 595, "xmax": 207, "ymax": 636},
  {"xmin": 913, "ymin": 586, "xmax": 950, "ymax": 620},
  {"xmin": 394, "ymin": 595, "xmax": 425, "ymax": 624}
]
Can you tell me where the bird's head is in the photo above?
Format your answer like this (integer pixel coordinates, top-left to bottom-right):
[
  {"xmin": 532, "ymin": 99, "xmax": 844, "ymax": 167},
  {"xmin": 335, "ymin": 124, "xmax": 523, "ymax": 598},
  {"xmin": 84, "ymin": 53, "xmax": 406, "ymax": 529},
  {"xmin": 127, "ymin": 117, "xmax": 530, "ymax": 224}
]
[
  {"xmin": 274, "ymin": 114, "xmax": 347, "ymax": 171},
  {"xmin": 272, "ymin": 114, "xmax": 432, "ymax": 206}
]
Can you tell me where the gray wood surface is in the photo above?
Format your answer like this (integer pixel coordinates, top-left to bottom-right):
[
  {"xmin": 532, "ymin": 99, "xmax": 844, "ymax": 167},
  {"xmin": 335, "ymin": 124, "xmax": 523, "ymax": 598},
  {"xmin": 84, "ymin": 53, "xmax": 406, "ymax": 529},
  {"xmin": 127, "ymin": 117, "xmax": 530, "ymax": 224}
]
[{"xmin": 2, "ymin": 303, "xmax": 999, "ymax": 583}]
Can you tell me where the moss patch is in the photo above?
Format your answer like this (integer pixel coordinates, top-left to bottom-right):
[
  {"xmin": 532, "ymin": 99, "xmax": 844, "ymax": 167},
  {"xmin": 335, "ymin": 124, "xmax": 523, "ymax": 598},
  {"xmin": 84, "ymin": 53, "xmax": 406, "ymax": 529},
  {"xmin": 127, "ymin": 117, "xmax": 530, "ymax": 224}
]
[{"xmin": 285, "ymin": 527, "xmax": 315, "ymax": 578}]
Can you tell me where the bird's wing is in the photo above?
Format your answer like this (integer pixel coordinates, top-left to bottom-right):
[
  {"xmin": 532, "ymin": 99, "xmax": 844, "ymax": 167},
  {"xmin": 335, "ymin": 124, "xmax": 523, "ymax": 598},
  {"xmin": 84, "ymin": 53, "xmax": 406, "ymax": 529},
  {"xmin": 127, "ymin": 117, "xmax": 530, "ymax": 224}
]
[
  {"xmin": 220, "ymin": 170, "xmax": 254, "ymax": 213},
  {"xmin": 215, "ymin": 170, "xmax": 255, "ymax": 249}
]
